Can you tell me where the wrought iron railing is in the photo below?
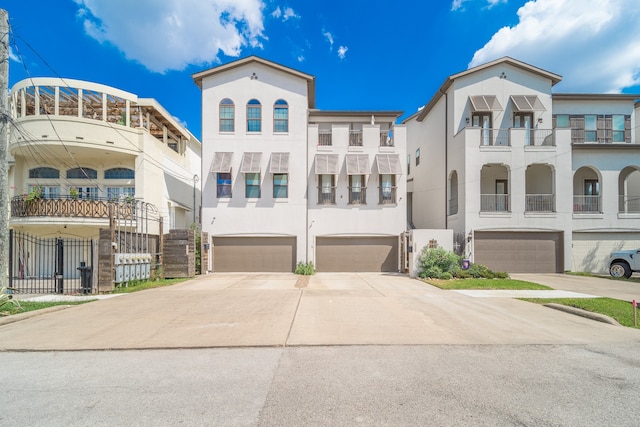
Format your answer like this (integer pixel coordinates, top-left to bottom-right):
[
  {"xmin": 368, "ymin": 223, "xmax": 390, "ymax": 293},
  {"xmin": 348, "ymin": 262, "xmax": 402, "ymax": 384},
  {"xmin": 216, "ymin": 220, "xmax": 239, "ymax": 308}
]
[
  {"xmin": 379, "ymin": 186, "xmax": 397, "ymax": 205},
  {"xmin": 573, "ymin": 195, "xmax": 601, "ymax": 213},
  {"xmin": 478, "ymin": 128, "xmax": 510, "ymax": 146},
  {"xmin": 318, "ymin": 131, "xmax": 332, "ymax": 146},
  {"xmin": 317, "ymin": 187, "xmax": 336, "ymax": 205},
  {"xmin": 525, "ymin": 194, "xmax": 555, "ymax": 212},
  {"xmin": 619, "ymin": 195, "xmax": 640, "ymax": 213},
  {"xmin": 528, "ymin": 129, "xmax": 555, "ymax": 146},
  {"xmin": 481, "ymin": 194, "xmax": 510, "ymax": 212},
  {"xmin": 348, "ymin": 187, "xmax": 367, "ymax": 205},
  {"xmin": 349, "ymin": 130, "xmax": 363, "ymax": 146},
  {"xmin": 10, "ymin": 196, "xmax": 134, "ymax": 219}
]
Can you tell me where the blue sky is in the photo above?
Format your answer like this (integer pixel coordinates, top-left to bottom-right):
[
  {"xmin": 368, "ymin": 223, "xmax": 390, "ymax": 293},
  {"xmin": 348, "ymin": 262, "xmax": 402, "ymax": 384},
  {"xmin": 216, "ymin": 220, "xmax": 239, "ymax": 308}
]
[{"xmin": 5, "ymin": 0, "xmax": 640, "ymax": 140}]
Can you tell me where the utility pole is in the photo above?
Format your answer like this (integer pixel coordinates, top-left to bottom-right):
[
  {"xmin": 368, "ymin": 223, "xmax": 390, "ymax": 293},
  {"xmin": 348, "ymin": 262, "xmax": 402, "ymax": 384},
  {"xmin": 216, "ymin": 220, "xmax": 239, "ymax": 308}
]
[{"xmin": 0, "ymin": 9, "xmax": 9, "ymax": 288}]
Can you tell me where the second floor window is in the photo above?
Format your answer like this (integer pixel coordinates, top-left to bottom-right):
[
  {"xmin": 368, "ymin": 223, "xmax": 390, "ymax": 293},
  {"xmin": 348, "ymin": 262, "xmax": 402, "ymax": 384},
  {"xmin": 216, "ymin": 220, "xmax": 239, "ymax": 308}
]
[
  {"xmin": 217, "ymin": 173, "xmax": 232, "ymax": 198},
  {"xmin": 247, "ymin": 99, "xmax": 261, "ymax": 132},
  {"xmin": 67, "ymin": 167, "xmax": 98, "ymax": 179},
  {"xmin": 273, "ymin": 173, "xmax": 288, "ymax": 198},
  {"xmin": 219, "ymin": 98, "xmax": 235, "ymax": 132},
  {"xmin": 380, "ymin": 174, "xmax": 396, "ymax": 204},
  {"xmin": 349, "ymin": 175, "xmax": 366, "ymax": 205},
  {"xmin": 274, "ymin": 99, "xmax": 288, "ymax": 132},
  {"xmin": 245, "ymin": 173, "xmax": 261, "ymax": 198}
]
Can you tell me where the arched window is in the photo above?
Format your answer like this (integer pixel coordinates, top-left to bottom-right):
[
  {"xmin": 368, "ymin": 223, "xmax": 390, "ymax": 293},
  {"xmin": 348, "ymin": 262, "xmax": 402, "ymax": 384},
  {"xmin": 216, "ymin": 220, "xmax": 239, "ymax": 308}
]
[
  {"xmin": 67, "ymin": 167, "xmax": 98, "ymax": 179},
  {"xmin": 247, "ymin": 99, "xmax": 261, "ymax": 132},
  {"xmin": 219, "ymin": 98, "xmax": 235, "ymax": 132},
  {"xmin": 29, "ymin": 167, "xmax": 60, "ymax": 179},
  {"xmin": 273, "ymin": 99, "xmax": 288, "ymax": 133},
  {"xmin": 104, "ymin": 168, "xmax": 135, "ymax": 179}
]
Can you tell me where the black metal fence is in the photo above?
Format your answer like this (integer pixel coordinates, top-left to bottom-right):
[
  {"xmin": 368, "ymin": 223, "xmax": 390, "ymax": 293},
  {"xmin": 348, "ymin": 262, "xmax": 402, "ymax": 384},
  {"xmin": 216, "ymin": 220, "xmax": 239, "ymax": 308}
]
[{"xmin": 9, "ymin": 230, "xmax": 95, "ymax": 294}]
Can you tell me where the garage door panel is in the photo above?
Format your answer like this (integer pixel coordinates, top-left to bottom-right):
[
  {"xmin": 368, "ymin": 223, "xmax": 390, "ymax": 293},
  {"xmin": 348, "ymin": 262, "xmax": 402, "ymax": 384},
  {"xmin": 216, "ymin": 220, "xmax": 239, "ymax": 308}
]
[
  {"xmin": 475, "ymin": 232, "xmax": 563, "ymax": 273},
  {"xmin": 316, "ymin": 237, "xmax": 398, "ymax": 272},
  {"xmin": 213, "ymin": 237, "xmax": 296, "ymax": 272},
  {"xmin": 572, "ymin": 233, "xmax": 640, "ymax": 273}
]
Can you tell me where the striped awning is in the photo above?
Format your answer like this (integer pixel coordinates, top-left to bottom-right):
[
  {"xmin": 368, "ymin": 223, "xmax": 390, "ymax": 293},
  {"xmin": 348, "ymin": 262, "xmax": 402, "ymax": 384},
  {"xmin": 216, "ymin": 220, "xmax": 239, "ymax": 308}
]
[
  {"xmin": 269, "ymin": 153, "xmax": 290, "ymax": 174},
  {"xmin": 345, "ymin": 154, "xmax": 370, "ymax": 175},
  {"xmin": 210, "ymin": 152, "xmax": 233, "ymax": 173},
  {"xmin": 240, "ymin": 152, "xmax": 262, "ymax": 173},
  {"xmin": 469, "ymin": 95, "xmax": 503, "ymax": 111},
  {"xmin": 510, "ymin": 95, "xmax": 545, "ymax": 111},
  {"xmin": 376, "ymin": 154, "xmax": 402, "ymax": 175},
  {"xmin": 315, "ymin": 154, "xmax": 340, "ymax": 175}
]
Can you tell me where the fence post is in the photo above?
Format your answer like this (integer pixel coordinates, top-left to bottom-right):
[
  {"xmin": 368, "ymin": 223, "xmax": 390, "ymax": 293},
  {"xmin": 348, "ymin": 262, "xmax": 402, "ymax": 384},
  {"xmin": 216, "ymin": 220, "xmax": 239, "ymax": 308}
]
[
  {"xmin": 56, "ymin": 238, "xmax": 64, "ymax": 293},
  {"xmin": 8, "ymin": 229, "xmax": 12, "ymax": 288}
]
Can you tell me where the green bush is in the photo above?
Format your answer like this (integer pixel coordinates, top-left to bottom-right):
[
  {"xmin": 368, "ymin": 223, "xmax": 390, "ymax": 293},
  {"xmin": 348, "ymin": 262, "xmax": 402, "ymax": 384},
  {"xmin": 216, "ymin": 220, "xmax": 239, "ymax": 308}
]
[
  {"xmin": 417, "ymin": 247, "xmax": 461, "ymax": 279},
  {"xmin": 295, "ymin": 262, "xmax": 316, "ymax": 275},
  {"xmin": 439, "ymin": 272, "xmax": 453, "ymax": 280}
]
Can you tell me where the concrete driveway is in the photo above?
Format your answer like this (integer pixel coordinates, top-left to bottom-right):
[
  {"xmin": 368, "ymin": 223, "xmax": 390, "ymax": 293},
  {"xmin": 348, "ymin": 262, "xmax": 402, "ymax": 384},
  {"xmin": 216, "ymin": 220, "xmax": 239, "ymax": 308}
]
[
  {"xmin": 511, "ymin": 273, "xmax": 640, "ymax": 302},
  {"xmin": 1, "ymin": 272, "xmax": 639, "ymax": 351}
]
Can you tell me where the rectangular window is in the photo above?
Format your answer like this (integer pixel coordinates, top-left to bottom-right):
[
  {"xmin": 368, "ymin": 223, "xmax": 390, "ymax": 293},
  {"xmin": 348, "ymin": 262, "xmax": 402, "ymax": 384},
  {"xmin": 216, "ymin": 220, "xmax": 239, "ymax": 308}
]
[
  {"xmin": 107, "ymin": 187, "xmax": 135, "ymax": 200},
  {"xmin": 274, "ymin": 107, "xmax": 289, "ymax": 133},
  {"xmin": 30, "ymin": 185, "xmax": 60, "ymax": 199},
  {"xmin": 612, "ymin": 114, "xmax": 625, "ymax": 142},
  {"xmin": 407, "ymin": 154, "xmax": 411, "ymax": 175},
  {"xmin": 555, "ymin": 114, "xmax": 569, "ymax": 128},
  {"xmin": 245, "ymin": 173, "xmax": 261, "ymax": 198},
  {"xmin": 349, "ymin": 175, "xmax": 366, "ymax": 205},
  {"xmin": 380, "ymin": 174, "xmax": 396, "ymax": 204},
  {"xmin": 217, "ymin": 173, "xmax": 232, "ymax": 198},
  {"xmin": 219, "ymin": 106, "xmax": 234, "ymax": 132},
  {"xmin": 584, "ymin": 179, "xmax": 599, "ymax": 196},
  {"xmin": 585, "ymin": 115, "xmax": 597, "ymax": 142},
  {"xmin": 415, "ymin": 148, "xmax": 420, "ymax": 166},
  {"xmin": 318, "ymin": 174, "xmax": 335, "ymax": 205},
  {"xmin": 247, "ymin": 106, "xmax": 261, "ymax": 132},
  {"xmin": 273, "ymin": 173, "xmax": 288, "ymax": 198}
]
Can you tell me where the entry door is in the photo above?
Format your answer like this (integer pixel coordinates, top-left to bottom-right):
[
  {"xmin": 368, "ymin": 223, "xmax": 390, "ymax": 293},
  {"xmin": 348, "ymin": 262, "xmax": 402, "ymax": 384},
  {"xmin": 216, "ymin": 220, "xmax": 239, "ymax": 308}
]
[
  {"xmin": 473, "ymin": 113, "xmax": 492, "ymax": 146},
  {"xmin": 496, "ymin": 179, "xmax": 508, "ymax": 211},
  {"xmin": 514, "ymin": 112, "xmax": 534, "ymax": 145}
]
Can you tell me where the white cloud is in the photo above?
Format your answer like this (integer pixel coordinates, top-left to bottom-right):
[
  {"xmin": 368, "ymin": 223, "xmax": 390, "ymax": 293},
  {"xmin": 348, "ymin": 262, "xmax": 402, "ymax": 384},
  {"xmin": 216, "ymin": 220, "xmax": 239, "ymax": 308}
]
[
  {"xmin": 9, "ymin": 46, "xmax": 20, "ymax": 63},
  {"xmin": 451, "ymin": 0, "xmax": 469, "ymax": 11},
  {"xmin": 337, "ymin": 45, "xmax": 348, "ymax": 59},
  {"xmin": 323, "ymin": 30, "xmax": 334, "ymax": 49},
  {"xmin": 486, "ymin": 0, "xmax": 507, "ymax": 8},
  {"xmin": 73, "ymin": 0, "xmax": 266, "ymax": 73},
  {"xmin": 271, "ymin": 6, "xmax": 282, "ymax": 18},
  {"xmin": 282, "ymin": 7, "xmax": 299, "ymax": 21},
  {"xmin": 452, "ymin": 0, "xmax": 503, "ymax": 11},
  {"xmin": 297, "ymin": 55, "xmax": 305, "ymax": 62},
  {"xmin": 470, "ymin": 0, "xmax": 640, "ymax": 93}
]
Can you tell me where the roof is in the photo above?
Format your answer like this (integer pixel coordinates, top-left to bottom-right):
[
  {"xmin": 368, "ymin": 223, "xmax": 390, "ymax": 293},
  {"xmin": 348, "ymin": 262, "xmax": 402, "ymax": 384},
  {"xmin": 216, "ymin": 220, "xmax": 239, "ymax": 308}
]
[
  {"xmin": 552, "ymin": 93, "xmax": 640, "ymax": 102},
  {"xmin": 406, "ymin": 57, "xmax": 563, "ymax": 123},
  {"xmin": 192, "ymin": 56, "xmax": 316, "ymax": 108}
]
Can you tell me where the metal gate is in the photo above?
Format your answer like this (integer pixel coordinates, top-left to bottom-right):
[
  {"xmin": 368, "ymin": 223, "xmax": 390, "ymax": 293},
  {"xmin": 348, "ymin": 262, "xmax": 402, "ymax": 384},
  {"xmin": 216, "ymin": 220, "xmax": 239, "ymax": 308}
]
[{"xmin": 9, "ymin": 230, "xmax": 96, "ymax": 294}]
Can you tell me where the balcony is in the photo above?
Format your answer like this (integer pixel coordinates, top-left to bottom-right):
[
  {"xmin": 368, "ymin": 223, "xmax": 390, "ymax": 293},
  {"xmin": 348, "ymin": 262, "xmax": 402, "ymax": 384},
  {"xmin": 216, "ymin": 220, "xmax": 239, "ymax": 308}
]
[
  {"xmin": 317, "ymin": 187, "xmax": 336, "ymax": 205},
  {"xmin": 11, "ymin": 196, "xmax": 135, "ymax": 220},
  {"xmin": 318, "ymin": 131, "xmax": 332, "ymax": 146},
  {"xmin": 573, "ymin": 195, "xmax": 601, "ymax": 213},
  {"xmin": 380, "ymin": 130, "xmax": 394, "ymax": 147},
  {"xmin": 525, "ymin": 194, "xmax": 555, "ymax": 212},
  {"xmin": 379, "ymin": 186, "xmax": 397, "ymax": 205},
  {"xmin": 481, "ymin": 194, "xmax": 510, "ymax": 212},
  {"xmin": 349, "ymin": 130, "xmax": 363, "ymax": 147},
  {"xmin": 619, "ymin": 196, "xmax": 640, "ymax": 213},
  {"xmin": 474, "ymin": 128, "xmax": 556, "ymax": 147}
]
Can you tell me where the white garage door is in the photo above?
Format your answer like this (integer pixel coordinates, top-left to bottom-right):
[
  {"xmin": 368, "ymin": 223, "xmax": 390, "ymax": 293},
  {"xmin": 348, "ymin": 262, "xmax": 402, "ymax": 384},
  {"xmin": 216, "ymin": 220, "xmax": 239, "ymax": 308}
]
[{"xmin": 572, "ymin": 233, "xmax": 640, "ymax": 273}]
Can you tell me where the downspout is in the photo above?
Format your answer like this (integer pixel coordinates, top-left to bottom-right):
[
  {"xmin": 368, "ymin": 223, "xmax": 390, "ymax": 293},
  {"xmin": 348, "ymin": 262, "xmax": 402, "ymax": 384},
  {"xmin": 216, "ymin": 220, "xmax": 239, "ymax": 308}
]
[{"xmin": 442, "ymin": 88, "xmax": 448, "ymax": 230}]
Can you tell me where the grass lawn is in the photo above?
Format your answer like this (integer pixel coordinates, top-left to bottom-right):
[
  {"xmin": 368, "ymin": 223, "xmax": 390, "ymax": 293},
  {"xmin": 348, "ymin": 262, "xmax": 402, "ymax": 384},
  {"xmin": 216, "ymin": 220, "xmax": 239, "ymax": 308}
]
[
  {"xmin": 1, "ymin": 300, "xmax": 93, "ymax": 316},
  {"xmin": 424, "ymin": 278, "xmax": 552, "ymax": 290},
  {"xmin": 521, "ymin": 297, "xmax": 640, "ymax": 329},
  {"xmin": 112, "ymin": 278, "xmax": 188, "ymax": 294}
]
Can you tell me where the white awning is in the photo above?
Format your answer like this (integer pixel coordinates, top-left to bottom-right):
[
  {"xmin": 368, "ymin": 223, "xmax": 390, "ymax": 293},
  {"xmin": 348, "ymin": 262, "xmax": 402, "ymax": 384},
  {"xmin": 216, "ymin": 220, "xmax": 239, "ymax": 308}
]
[
  {"xmin": 345, "ymin": 154, "xmax": 370, "ymax": 175},
  {"xmin": 240, "ymin": 152, "xmax": 262, "ymax": 173},
  {"xmin": 510, "ymin": 95, "xmax": 545, "ymax": 111},
  {"xmin": 269, "ymin": 152, "xmax": 290, "ymax": 174},
  {"xmin": 469, "ymin": 95, "xmax": 503, "ymax": 111},
  {"xmin": 210, "ymin": 152, "xmax": 233, "ymax": 173},
  {"xmin": 376, "ymin": 154, "xmax": 402, "ymax": 175},
  {"xmin": 315, "ymin": 154, "xmax": 340, "ymax": 175}
]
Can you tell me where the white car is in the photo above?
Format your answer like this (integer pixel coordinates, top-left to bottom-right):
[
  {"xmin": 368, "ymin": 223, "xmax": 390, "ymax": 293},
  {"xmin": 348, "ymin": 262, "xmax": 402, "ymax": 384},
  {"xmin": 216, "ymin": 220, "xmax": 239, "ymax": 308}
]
[{"xmin": 609, "ymin": 249, "xmax": 640, "ymax": 279}]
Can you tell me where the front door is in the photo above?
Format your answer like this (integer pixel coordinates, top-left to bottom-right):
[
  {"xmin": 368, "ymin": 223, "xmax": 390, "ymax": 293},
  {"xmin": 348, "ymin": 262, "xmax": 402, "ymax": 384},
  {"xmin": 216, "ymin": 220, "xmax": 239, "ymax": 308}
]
[
  {"xmin": 496, "ymin": 179, "xmax": 508, "ymax": 211},
  {"xmin": 473, "ymin": 113, "xmax": 492, "ymax": 146}
]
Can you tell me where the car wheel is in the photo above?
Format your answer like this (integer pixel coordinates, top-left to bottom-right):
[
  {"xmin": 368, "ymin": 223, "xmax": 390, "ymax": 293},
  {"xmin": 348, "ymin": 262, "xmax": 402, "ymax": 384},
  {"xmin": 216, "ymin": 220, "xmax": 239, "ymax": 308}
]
[{"xmin": 610, "ymin": 262, "xmax": 632, "ymax": 279}]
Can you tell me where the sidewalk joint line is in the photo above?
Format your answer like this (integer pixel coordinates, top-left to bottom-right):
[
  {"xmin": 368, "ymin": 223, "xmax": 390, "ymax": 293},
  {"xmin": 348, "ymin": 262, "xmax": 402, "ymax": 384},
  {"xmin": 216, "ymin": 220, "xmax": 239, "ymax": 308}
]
[{"xmin": 284, "ymin": 289, "xmax": 303, "ymax": 347}]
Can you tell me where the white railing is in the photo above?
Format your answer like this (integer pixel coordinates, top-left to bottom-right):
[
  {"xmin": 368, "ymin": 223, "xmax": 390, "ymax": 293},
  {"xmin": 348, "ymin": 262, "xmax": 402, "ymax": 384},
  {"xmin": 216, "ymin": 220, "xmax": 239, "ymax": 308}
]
[
  {"xmin": 573, "ymin": 195, "xmax": 601, "ymax": 213},
  {"xmin": 318, "ymin": 131, "xmax": 332, "ymax": 146},
  {"xmin": 478, "ymin": 128, "xmax": 510, "ymax": 146},
  {"xmin": 481, "ymin": 194, "xmax": 510, "ymax": 212},
  {"xmin": 525, "ymin": 194, "xmax": 555, "ymax": 212},
  {"xmin": 527, "ymin": 129, "xmax": 555, "ymax": 146},
  {"xmin": 619, "ymin": 195, "xmax": 640, "ymax": 213}
]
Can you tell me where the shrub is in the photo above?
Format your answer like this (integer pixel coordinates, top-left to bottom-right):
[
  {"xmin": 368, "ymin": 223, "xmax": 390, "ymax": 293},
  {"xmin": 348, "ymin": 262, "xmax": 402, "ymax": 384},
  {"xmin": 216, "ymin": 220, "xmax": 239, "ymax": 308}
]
[
  {"xmin": 417, "ymin": 247, "xmax": 461, "ymax": 278},
  {"xmin": 439, "ymin": 272, "xmax": 453, "ymax": 280},
  {"xmin": 0, "ymin": 287, "xmax": 22, "ymax": 316},
  {"xmin": 295, "ymin": 262, "xmax": 316, "ymax": 275}
]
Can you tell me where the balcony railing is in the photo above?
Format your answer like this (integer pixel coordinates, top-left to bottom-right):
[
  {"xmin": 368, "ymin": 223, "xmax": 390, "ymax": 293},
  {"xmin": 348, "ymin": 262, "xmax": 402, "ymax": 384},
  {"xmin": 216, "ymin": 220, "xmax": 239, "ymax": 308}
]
[
  {"xmin": 348, "ymin": 187, "xmax": 367, "ymax": 205},
  {"xmin": 526, "ymin": 129, "xmax": 555, "ymax": 146},
  {"xmin": 525, "ymin": 194, "xmax": 555, "ymax": 212},
  {"xmin": 379, "ymin": 186, "xmax": 397, "ymax": 205},
  {"xmin": 475, "ymin": 128, "xmax": 556, "ymax": 146},
  {"xmin": 318, "ymin": 131, "xmax": 332, "ymax": 146},
  {"xmin": 478, "ymin": 128, "xmax": 510, "ymax": 146},
  {"xmin": 317, "ymin": 187, "xmax": 336, "ymax": 205},
  {"xmin": 481, "ymin": 194, "xmax": 510, "ymax": 212},
  {"xmin": 10, "ymin": 196, "xmax": 135, "ymax": 219},
  {"xmin": 573, "ymin": 195, "xmax": 601, "ymax": 213},
  {"xmin": 619, "ymin": 195, "xmax": 640, "ymax": 213},
  {"xmin": 349, "ymin": 130, "xmax": 363, "ymax": 147},
  {"xmin": 380, "ymin": 130, "xmax": 394, "ymax": 147}
]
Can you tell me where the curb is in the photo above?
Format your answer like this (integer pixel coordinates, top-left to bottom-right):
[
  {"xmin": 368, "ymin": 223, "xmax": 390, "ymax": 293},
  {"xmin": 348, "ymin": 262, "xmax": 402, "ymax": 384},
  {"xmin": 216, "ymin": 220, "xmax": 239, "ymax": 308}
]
[
  {"xmin": 544, "ymin": 303, "xmax": 621, "ymax": 326},
  {"xmin": 0, "ymin": 305, "xmax": 74, "ymax": 327}
]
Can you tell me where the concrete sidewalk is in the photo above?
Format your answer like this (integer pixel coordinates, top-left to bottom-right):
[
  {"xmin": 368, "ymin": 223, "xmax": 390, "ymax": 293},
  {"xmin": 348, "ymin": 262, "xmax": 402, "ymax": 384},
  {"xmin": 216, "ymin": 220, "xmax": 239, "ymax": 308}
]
[{"xmin": 0, "ymin": 273, "xmax": 638, "ymax": 351}]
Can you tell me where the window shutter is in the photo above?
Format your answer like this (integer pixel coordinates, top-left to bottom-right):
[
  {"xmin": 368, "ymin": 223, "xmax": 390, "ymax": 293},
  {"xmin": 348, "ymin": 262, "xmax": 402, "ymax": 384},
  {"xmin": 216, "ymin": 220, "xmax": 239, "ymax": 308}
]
[
  {"xmin": 625, "ymin": 115, "xmax": 631, "ymax": 143},
  {"xmin": 570, "ymin": 116, "xmax": 584, "ymax": 143}
]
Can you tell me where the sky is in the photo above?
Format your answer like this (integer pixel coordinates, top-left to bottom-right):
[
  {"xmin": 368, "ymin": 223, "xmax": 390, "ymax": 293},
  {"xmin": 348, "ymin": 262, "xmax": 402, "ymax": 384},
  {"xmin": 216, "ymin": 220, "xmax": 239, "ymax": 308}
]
[{"xmin": 4, "ymin": 0, "xmax": 640, "ymax": 140}]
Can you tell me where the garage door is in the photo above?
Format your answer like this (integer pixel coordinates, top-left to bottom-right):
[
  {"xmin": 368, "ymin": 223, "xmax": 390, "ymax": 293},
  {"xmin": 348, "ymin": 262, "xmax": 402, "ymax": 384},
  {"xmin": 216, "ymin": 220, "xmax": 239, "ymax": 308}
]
[
  {"xmin": 572, "ymin": 232, "xmax": 640, "ymax": 273},
  {"xmin": 316, "ymin": 236, "xmax": 398, "ymax": 272},
  {"xmin": 474, "ymin": 231, "xmax": 563, "ymax": 273},
  {"xmin": 212, "ymin": 237, "xmax": 296, "ymax": 272}
]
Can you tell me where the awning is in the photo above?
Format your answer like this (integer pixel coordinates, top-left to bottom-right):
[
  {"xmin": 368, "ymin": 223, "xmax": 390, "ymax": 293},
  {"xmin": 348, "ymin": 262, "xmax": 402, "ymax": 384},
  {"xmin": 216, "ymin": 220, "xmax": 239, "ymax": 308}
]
[
  {"xmin": 376, "ymin": 154, "xmax": 402, "ymax": 175},
  {"xmin": 240, "ymin": 152, "xmax": 262, "ymax": 173},
  {"xmin": 469, "ymin": 95, "xmax": 503, "ymax": 111},
  {"xmin": 269, "ymin": 152, "xmax": 290, "ymax": 174},
  {"xmin": 510, "ymin": 95, "xmax": 545, "ymax": 111},
  {"xmin": 345, "ymin": 154, "xmax": 370, "ymax": 175},
  {"xmin": 210, "ymin": 152, "xmax": 233, "ymax": 173},
  {"xmin": 315, "ymin": 154, "xmax": 340, "ymax": 175}
]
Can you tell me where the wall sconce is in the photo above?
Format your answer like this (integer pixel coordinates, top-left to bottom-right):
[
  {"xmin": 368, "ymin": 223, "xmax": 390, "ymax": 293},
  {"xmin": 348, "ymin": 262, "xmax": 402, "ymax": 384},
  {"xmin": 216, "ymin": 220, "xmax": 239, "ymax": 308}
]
[
  {"xmin": 538, "ymin": 117, "xmax": 543, "ymax": 124},
  {"xmin": 465, "ymin": 117, "xmax": 470, "ymax": 125}
]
